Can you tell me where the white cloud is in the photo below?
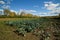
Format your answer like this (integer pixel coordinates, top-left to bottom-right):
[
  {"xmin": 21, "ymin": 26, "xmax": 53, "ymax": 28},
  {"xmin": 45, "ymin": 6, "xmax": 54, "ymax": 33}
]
[
  {"xmin": 44, "ymin": 1, "xmax": 59, "ymax": 10},
  {"xmin": 26, "ymin": 10, "xmax": 37, "ymax": 13},
  {"xmin": 38, "ymin": 12, "xmax": 59, "ymax": 16},
  {"xmin": 18, "ymin": 9, "xmax": 37, "ymax": 15},
  {"xmin": 43, "ymin": 1, "xmax": 60, "ymax": 16},
  {"xmin": 0, "ymin": 0, "xmax": 13, "ymax": 4},
  {"xmin": 10, "ymin": 10, "xmax": 17, "ymax": 12},
  {"xmin": 54, "ymin": 7, "xmax": 60, "ymax": 13},
  {"xmin": 19, "ymin": 9, "xmax": 37, "ymax": 13},
  {"xmin": 2, "ymin": 5, "xmax": 10, "ymax": 9},
  {"xmin": 0, "ymin": 1, "xmax": 5, "ymax": 4},
  {"xmin": 10, "ymin": 10, "xmax": 17, "ymax": 14},
  {"xmin": 45, "ymin": 4, "xmax": 48, "ymax": 7},
  {"xmin": 0, "ymin": 0, "xmax": 13, "ymax": 9},
  {"xmin": 6, "ymin": 0, "xmax": 13, "ymax": 4}
]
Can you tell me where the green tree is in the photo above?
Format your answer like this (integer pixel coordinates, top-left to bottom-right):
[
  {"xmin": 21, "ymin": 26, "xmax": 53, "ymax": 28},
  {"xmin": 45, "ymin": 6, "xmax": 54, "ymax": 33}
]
[
  {"xmin": 20, "ymin": 11, "xmax": 26, "ymax": 16},
  {"xmin": 4, "ymin": 9, "xmax": 10, "ymax": 16},
  {"xmin": 9, "ymin": 12, "xmax": 16, "ymax": 17}
]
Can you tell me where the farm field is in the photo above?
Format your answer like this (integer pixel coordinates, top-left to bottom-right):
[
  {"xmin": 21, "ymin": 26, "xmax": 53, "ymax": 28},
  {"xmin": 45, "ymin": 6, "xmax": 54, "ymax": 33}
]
[
  {"xmin": 0, "ymin": 18, "xmax": 60, "ymax": 40},
  {"xmin": 0, "ymin": 0, "xmax": 60, "ymax": 40}
]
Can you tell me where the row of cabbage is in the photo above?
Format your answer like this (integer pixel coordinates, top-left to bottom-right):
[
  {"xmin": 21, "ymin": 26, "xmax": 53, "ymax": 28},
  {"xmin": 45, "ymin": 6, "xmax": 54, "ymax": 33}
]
[
  {"xmin": 5, "ymin": 18, "xmax": 50, "ymax": 36},
  {"xmin": 4, "ymin": 18, "xmax": 60, "ymax": 40}
]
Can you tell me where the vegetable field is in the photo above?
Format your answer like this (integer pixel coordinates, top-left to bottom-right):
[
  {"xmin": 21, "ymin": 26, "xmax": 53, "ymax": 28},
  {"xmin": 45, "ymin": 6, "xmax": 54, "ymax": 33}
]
[{"xmin": 0, "ymin": 18, "xmax": 60, "ymax": 40}]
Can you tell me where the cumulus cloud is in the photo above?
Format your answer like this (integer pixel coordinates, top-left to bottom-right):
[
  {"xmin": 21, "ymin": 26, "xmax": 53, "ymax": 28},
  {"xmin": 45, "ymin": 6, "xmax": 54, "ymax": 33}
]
[
  {"xmin": 0, "ymin": 0, "xmax": 13, "ymax": 9},
  {"xmin": 44, "ymin": 1, "xmax": 59, "ymax": 10},
  {"xmin": 0, "ymin": 1, "xmax": 5, "ymax": 4},
  {"xmin": 43, "ymin": 1, "xmax": 60, "ymax": 16}
]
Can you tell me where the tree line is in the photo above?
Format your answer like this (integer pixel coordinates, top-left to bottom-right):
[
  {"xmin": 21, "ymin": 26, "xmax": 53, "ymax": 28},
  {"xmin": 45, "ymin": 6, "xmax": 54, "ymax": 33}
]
[
  {"xmin": 0, "ymin": 9, "xmax": 39, "ymax": 18},
  {"xmin": 0, "ymin": 9, "xmax": 60, "ymax": 18}
]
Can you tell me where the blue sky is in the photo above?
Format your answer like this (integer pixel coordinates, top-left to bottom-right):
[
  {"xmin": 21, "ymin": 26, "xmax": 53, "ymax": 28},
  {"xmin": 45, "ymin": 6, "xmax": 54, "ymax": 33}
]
[
  {"xmin": 0, "ymin": 0, "xmax": 60, "ymax": 16},
  {"xmin": 10, "ymin": 0, "xmax": 45, "ymax": 12}
]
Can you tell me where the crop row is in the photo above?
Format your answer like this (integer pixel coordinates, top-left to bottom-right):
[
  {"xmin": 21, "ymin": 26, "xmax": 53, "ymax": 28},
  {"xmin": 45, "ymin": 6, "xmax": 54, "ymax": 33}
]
[{"xmin": 4, "ymin": 18, "xmax": 60, "ymax": 40}]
